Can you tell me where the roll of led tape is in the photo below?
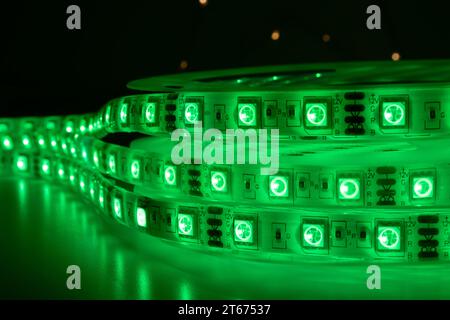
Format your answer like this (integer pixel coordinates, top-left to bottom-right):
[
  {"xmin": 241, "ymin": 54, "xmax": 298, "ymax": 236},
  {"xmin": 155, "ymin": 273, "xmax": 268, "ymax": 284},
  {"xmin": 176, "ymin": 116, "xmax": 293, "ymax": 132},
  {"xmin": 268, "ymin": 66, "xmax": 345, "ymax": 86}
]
[{"xmin": 2, "ymin": 61, "xmax": 450, "ymax": 263}]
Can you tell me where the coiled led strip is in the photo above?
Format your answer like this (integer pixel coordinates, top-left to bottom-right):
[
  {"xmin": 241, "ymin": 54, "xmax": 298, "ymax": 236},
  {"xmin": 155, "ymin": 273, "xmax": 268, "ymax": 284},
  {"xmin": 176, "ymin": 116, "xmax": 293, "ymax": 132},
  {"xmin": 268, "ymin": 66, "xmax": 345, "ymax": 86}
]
[{"xmin": 2, "ymin": 82, "xmax": 450, "ymax": 263}]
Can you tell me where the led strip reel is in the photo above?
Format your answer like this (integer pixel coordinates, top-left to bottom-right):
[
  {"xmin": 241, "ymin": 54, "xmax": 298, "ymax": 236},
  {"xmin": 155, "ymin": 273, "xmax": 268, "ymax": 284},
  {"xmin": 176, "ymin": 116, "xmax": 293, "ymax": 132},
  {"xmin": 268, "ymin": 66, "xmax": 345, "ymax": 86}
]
[{"xmin": 3, "ymin": 64, "xmax": 450, "ymax": 263}]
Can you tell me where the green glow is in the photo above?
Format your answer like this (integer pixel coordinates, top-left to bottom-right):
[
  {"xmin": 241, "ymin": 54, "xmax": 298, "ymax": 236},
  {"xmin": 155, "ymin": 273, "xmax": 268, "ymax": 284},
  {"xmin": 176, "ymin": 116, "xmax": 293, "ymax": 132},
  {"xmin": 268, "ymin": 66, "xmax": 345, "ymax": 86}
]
[
  {"xmin": 70, "ymin": 146, "xmax": 76, "ymax": 156},
  {"xmin": 338, "ymin": 178, "xmax": 360, "ymax": 200},
  {"xmin": 302, "ymin": 223, "xmax": 325, "ymax": 248},
  {"xmin": 184, "ymin": 103, "xmax": 199, "ymax": 124},
  {"xmin": 234, "ymin": 219, "xmax": 254, "ymax": 243},
  {"xmin": 0, "ymin": 123, "xmax": 9, "ymax": 132},
  {"xmin": 131, "ymin": 160, "xmax": 140, "ymax": 179},
  {"xmin": 58, "ymin": 167, "xmax": 64, "ymax": 178},
  {"xmin": 16, "ymin": 156, "xmax": 28, "ymax": 172},
  {"xmin": 79, "ymin": 179, "xmax": 86, "ymax": 192},
  {"xmin": 46, "ymin": 121, "xmax": 56, "ymax": 130},
  {"xmin": 22, "ymin": 135, "xmax": 31, "ymax": 148},
  {"xmin": 164, "ymin": 165, "xmax": 177, "ymax": 186},
  {"xmin": 113, "ymin": 197, "xmax": 122, "ymax": 218},
  {"xmin": 315, "ymin": 72, "xmax": 322, "ymax": 78},
  {"xmin": 82, "ymin": 150, "xmax": 87, "ymax": 160},
  {"xmin": 178, "ymin": 213, "xmax": 194, "ymax": 236},
  {"xmin": 211, "ymin": 171, "xmax": 227, "ymax": 192},
  {"xmin": 413, "ymin": 177, "xmax": 434, "ymax": 199},
  {"xmin": 377, "ymin": 226, "xmax": 401, "ymax": 250},
  {"xmin": 38, "ymin": 136, "xmax": 45, "ymax": 147},
  {"xmin": 269, "ymin": 176, "xmax": 289, "ymax": 197},
  {"xmin": 238, "ymin": 103, "xmax": 257, "ymax": 126},
  {"xmin": 90, "ymin": 184, "xmax": 95, "ymax": 200},
  {"xmin": 305, "ymin": 103, "xmax": 327, "ymax": 126},
  {"xmin": 99, "ymin": 188, "xmax": 104, "ymax": 208},
  {"xmin": 2, "ymin": 136, "xmax": 13, "ymax": 150},
  {"xmin": 136, "ymin": 207, "xmax": 147, "ymax": 227},
  {"xmin": 80, "ymin": 120, "xmax": 86, "ymax": 133},
  {"xmin": 105, "ymin": 105, "xmax": 111, "ymax": 123},
  {"xmin": 23, "ymin": 122, "xmax": 34, "ymax": 130},
  {"xmin": 50, "ymin": 138, "xmax": 57, "ymax": 148},
  {"xmin": 65, "ymin": 121, "xmax": 74, "ymax": 133},
  {"xmin": 120, "ymin": 103, "xmax": 128, "ymax": 123},
  {"xmin": 108, "ymin": 154, "xmax": 116, "ymax": 173},
  {"xmin": 382, "ymin": 102, "xmax": 406, "ymax": 126},
  {"xmin": 93, "ymin": 151, "xmax": 99, "ymax": 167},
  {"xmin": 145, "ymin": 102, "xmax": 156, "ymax": 123},
  {"xmin": 41, "ymin": 159, "xmax": 50, "ymax": 175}
]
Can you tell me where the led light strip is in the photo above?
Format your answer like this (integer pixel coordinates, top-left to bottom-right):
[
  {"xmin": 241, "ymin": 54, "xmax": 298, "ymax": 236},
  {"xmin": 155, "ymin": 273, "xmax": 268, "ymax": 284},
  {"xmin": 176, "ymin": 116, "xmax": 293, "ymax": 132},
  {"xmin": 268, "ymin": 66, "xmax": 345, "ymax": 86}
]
[
  {"xmin": 86, "ymin": 88, "xmax": 450, "ymax": 139},
  {"xmin": 2, "ymin": 85, "xmax": 450, "ymax": 263}
]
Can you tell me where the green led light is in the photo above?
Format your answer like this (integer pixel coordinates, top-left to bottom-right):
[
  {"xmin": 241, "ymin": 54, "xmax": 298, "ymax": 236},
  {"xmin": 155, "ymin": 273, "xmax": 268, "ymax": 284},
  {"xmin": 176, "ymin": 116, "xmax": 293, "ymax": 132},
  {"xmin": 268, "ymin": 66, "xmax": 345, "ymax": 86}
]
[
  {"xmin": 315, "ymin": 72, "xmax": 322, "ymax": 78},
  {"xmin": 234, "ymin": 219, "xmax": 254, "ymax": 243},
  {"xmin": 305, "ymin": 103, "xmax": 327, "ymax": 126},
  {"xmin": 382, "ymin": 102, "xmax": 406, "ymax": 127},
  {"xmin": 145, "ymin": 102, "xmax": 157, "ymax": 123},
  {"xmin": 211, "ymin": 171, "xmax": 227, "ymax": 192},
  {"xmin": 238, "ymin": 103, "xmax": 257, "ymax": 126},
  {"xmin": 22, "ymin": 135, "xmax": 31, "ymax": 148},
  {"xmin": 89, "ymin": 183, "xmax": 95, "ymax": 200},
  {"xmin": 65, "ymin": 121, "xmax": 74, "ymax": 133},
  {"xmin": 50, "ymin": 138, "xmax": 57, "ymax": 148},
  {"xmin": 70, "ymin": 146, "xmax": 76, "ymax": 156},
  {"xmin": 41, "ymin": 159, "xmax": 50, "ymax": 175},
  {"xmin": 79, "ymin": 120, "xmax": 86, "ymax": 133},
  {"xmin": 105, "ymin": 105, "xmax": 111, "ymax": 123},
  {"xmin": 79, "ymin": 179, "xmax": 86, "ymax": 192},
  {"xmin": 164, "ymin": 165, "xmax": 177, "ymax": 186},
  {"xmin": 184, "ymin": 103, "xmax": 199, "ymax": 124},
  {"xmin": 82, "ymin": 149, "xmax": 87, "ymax": 160},
  {"xmin": 98, "ymin": 188, "xmax": 104, "ymax": 208},
  {"xmin": 178, "ymin": 213, "xmax": 194, "ymax": 236},
  {"xmin": 108, "ymin": 154, "xmax": 116, "ymax": 173},
  {"xmin": 38, "ymin": 136, "xmax": 45, "ymax": 147},
  {"xmin": 2, "ymin": 136, "xmax": 13, "ymax": 150},
  {"xmin": 58, "ymin": 166, "xmax": 64, "ymax": 178},
  {"xmin": 136, "ymin": 207, "xmax": 147, "ymax": 227},
  {"xmin": 413, "ymin": 177, "xmax": 434, "ymax": 199},
  {"xmin": 119, "ymin": 103, "xmax": 128, "ymax": 123},
  {"xmin": 269, "ymin": 176, "xmax": 289, "ymax": 197},
  {"xmin": 302, "ymin": 223, "xmax": 325, "ymax": 248},
  {"xmin": 16, "ymin": 155, "xmax": 28, "ymax": 172},
  {"xmin": 93, "ymin": 151, "xmax": 99, "ymax": 167},
  {"xmin": 377, "ymin": 226, "xmax": 401, "ymax": 250},
  {"xmin": 338, "ymin": 178, "xmax": 361, "ymax": 200},
  {"xmin": 113, "ymin": 197, "xmax": 122, "ymax": 218},
  {"xmin": 131, "ymin": 160, "xmax": 140, "ymax": 179}
]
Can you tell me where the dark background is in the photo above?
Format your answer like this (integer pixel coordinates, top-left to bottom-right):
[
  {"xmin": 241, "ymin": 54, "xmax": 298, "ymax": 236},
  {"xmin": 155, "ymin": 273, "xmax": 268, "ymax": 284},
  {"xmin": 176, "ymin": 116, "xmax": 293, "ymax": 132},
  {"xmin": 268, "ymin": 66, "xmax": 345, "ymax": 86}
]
[{"xmin": 3, "ymin": 0, "xmax": 450, "ymax": 117}]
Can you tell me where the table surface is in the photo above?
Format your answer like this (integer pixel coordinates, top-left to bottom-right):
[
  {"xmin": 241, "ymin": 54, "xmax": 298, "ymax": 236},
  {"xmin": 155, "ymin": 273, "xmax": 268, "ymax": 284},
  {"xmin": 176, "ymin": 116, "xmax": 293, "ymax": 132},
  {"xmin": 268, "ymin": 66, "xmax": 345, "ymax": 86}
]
[{"xmin": 1, "ymin": 178, "xmax": 450, "ymax": 299}]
